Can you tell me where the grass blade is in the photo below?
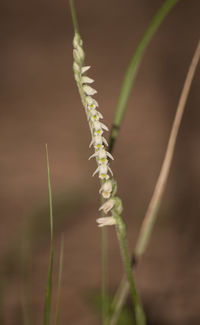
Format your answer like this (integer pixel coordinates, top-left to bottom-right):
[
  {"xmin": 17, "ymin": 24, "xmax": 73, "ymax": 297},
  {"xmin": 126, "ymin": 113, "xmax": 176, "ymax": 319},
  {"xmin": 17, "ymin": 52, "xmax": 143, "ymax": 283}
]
[
  {"xmin": 135, "ymin": 40, "xmax": 200, "ymax": 258},
  {"xmin": 109, "ymin": 0, "xmax": 181, "ymax": 153},
  {"xmin": 55, "ymin": 235, "xmax": 64, "ymax": 325},
  {"xmin": 43, "ymin": 144, "xmax": 54, "ymax": 325},
  {"xmin": 110, "ymin": 40, "xmax": 200, "ymax": 324}
]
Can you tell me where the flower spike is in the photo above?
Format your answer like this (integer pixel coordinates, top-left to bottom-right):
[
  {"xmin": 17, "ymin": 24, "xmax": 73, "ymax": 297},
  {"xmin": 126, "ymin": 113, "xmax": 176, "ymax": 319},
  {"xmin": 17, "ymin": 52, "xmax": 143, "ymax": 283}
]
[{"xmin": 72, "ymin": 31, "xmax": 116, "ymax": 227}]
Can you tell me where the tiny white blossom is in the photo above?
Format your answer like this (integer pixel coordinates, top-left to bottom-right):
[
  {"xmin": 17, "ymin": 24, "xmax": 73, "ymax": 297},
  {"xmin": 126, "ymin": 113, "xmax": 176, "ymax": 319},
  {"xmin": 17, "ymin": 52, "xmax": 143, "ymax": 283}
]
[
  {"xmin": 90, "ymin": 110, "xmax": 103, "ymax": 122},
  {"xmin": 73, "ymin": 32, "xmax": 114, "ymax": 198},
  {"xmin": 96, "ymin": 216, "xmax": 116, "ymax": 227},
  {"xmin": 83, "ymin": 85, "xmax": 97, "ymax": 96},
  {"xmin": 93, "ymin": 121, "xmax": 108, "ymax": 132},
  {"xmin": 98, "ymin": 150, "xmax": 108, "ymax": 164},
  {"xmin": 81, "ymin": 76, "xmax": 94, "ymax": 84},
  {"xmin": 90, "ymin": 135, "xmax": 108, "ymax": 149},
  {"xmin": 99, "ymin": 199, "xmax": 115, "ymax": 214},
  {"xmin": 89, "ymin": 135, "xmax": 102, "ymax": 148},
  {"xmin": 81, "ymin": 66, "xmax": 91, "ymax": 74},
  {"xmin": 89, "ymin": 148, "xmax": 111, "ymax": 163},
  {"xmin": 93, "ymin": 165, "xmax": 113, "ymax": 180},
  {"xmin": 86, "ymin": 96, "xmax": 99, "ymax": 109},
  {"xmin": 99, "ymin": 180, "xmax": 113, "ymax": 198}
]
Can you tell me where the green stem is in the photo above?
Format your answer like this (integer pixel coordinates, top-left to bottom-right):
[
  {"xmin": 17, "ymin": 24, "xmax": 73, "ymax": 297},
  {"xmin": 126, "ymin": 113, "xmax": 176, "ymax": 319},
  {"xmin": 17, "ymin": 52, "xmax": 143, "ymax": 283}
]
[
  {"xmin": 43, "ymin": 145, "xmax": 54, "ymax": 325},
  {"xmin": 109, "ymin": 0, "xmax": 180, "ymax": 153},
  {"xmin": 69, "ymin": 0, "xmax": 79, "ymax": 34},
  {"xmin": 55, "ymin": 235, "xmax": 64, "ymax": 325},
  {"xmin": 102, "ymin": 227, "xmax": 108, "ymax": 325},
  {"xmin": 115, "ymin": 214, "xmax": 146, "ymax": 325}
]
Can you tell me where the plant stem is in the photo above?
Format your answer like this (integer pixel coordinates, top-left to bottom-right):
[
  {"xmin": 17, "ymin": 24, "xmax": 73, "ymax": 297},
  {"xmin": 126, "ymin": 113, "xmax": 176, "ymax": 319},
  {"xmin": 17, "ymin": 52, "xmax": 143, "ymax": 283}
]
[
  {"xmin": 69, "ymin": 0, "xmax": 79, "ymax": 34},
  {"xmin": 109, "ymin": 0, "xmax": 180, "ymax": 153},
  {"xmin": 55, "ymin": 235, "xmax": 64, "ymax": 325},
  {"xmin": 114, "ymin": 214, "xmax": 146, "ymax": 325},
  {"xmin": 102, "ymin": 227, "xmax": 108, "ymax": 325},
  {"xmin": 43, "ymin": 145, "xmax": 54, "ymax": 325},
  {"xmin": 110, "ymin": 40, "xmax": 200, "ymax": 324}
]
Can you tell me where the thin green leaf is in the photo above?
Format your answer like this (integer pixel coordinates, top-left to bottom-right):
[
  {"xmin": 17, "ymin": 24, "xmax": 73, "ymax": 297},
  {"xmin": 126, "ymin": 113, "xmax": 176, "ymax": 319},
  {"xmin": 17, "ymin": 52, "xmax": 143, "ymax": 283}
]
[
  {"xmin": 109, "ymin": 0, "xmax": 181, "ymax": 153},
  {"xmin": 43, "ymin": 144, "xmax": 54, "ymax": 325},
  {"xmin": 55, "ymin": 235, "xmax": 64, "ymax": 325}
]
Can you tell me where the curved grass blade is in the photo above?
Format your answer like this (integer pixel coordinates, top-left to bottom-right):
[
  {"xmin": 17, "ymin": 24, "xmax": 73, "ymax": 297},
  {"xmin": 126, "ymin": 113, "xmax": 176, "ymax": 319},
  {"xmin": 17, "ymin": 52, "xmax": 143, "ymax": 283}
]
[
  {"xmin": 109, "ymin": 0, "xmax": 181, "ymax": 153},
  {"xmin": 43, "ymin": 144, "xmax": 54, "ymax": 325},
  {"xmin": 55, "ymin": 235, "xmax": 64, "ymax": 325},
  {"xmin": 110, "ymin": 40, "xmax": 200, "ymax": 325}
]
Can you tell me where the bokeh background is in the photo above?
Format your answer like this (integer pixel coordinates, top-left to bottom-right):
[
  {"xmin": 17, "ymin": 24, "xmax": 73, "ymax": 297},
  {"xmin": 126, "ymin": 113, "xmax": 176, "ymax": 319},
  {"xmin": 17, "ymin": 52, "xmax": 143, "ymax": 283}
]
[{"xmin": 0, "ymin": 0, "xmax": 200, "ymax": 324}]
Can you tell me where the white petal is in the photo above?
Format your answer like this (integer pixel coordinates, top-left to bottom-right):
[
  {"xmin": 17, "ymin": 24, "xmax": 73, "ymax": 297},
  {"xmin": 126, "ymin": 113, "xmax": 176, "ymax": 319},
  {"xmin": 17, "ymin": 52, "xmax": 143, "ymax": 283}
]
[
  {"xmin": 82, "ymin": 66, "xmax": 91, "ymax": 74},
  {"xmin": 88, "ymin": 152, "xmax": 97, "ymax": 160},
  {"xmin": 92, "ymin": 166, "xmax": 99, "ymax": 177},
  {"xmin": 96, "ymin": 216, "xmax": 116, "ymax": 227},
  {"xmin": 89, "ymin": 138, "xmax": 94, "ymax": 148},
  {"xmin": 106, "ymin": 152, "xmax": 114, "ymax": 160},
  {"xmin": 102, "ymin": 137, "xmax": 108, "ymax": 146},
  {"xmin": 101, "ymin": 123, "xmax": 109, "ymax": 131},
  {"xmin": 86, "ymin": 96, "xmax": 93, "ymax": 105},
  {"xmin": 108, "ymin": 166, "xmax": 113, "ymax": 176},
  {"xmin": 92, "ymin": 99, "xmax": 99, "ymax": 107},
  {"xmin": 99, "ymin": 199, "xmax": 115, "ymax": 214},
  {"xmin": 100, "ymin": 180, "xmax": 112, "ymax": 192},
  {"xmin": 83, "ymin": 85, "xmax": 97, "ymax": 96},
  {"xmin": 98, "ymin": 112, "xmax": 103, "ymax": 119},
  {"xmin": 81, "ymin": 76, "xmax": 94, "ymax": 84}
]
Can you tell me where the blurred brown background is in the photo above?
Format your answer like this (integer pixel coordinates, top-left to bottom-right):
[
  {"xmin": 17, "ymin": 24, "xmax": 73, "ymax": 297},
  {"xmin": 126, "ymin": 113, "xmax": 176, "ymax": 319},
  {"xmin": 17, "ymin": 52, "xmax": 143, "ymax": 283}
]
[{"xmin": 0, "ymin": 0, "xmax": 200, "ymax": 324}]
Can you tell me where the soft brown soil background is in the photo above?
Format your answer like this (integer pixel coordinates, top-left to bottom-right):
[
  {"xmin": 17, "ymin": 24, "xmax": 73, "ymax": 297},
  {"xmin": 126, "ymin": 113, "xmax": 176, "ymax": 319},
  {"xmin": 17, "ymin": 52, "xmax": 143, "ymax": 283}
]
[{"xmin": 0, "ymin": 0, "xmax": 200, "ymax": 324}]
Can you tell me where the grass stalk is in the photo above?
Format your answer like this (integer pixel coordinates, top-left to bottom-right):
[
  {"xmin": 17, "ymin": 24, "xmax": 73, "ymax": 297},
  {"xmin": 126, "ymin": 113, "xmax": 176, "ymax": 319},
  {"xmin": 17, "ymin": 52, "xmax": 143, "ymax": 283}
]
[
  {"xmin": 109, "ymin": 0, "xmax": 181, "ymax": 153},
  {"xmin": 55, "ymin": 235, "xmax": 64, "ymax": 325},
  {"xmin": 114, "ymin": 213, "xmax": 146, "ymax": 325},
  {"xmin": 102, "ymin": 227, "xmax": 108, "ymax": 325},
  {"xmin": 110, "ymin": 40, "xmax": 200, "ymax": 324},
  {"xmin": 43, "ymin": 145, "xmax": 54, "ymax": 325}
]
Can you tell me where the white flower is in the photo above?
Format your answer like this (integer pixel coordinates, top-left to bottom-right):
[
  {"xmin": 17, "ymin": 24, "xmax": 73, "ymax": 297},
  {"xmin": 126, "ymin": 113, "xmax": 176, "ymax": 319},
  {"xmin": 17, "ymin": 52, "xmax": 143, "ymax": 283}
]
[
  {"xmin": 83, "ymin": 85, "xmax": 97, "ymax": 96},
  {"xmin": 93, "ymin": 121, "xmax": 108, "ymax": 133},
  {"xmin": 99, "ymin": 199, "xmax": 115, "ymax": 214},
  {"xmin": 96, "ymin": 216, "xmax": 116, "ymax": 227},
  {"xmin": 93, "ymin": 164, "xmax": 113, "ymax": 180},
  {"xmin": 99, "ymin": 180, "xmax": 113, "ymax": 199},
  {"xmin": 81, "ymin": 76, "xmax": 94, "ymax": 84},
  {"xmin": 73, "ymin": 32, "xmax": 114, "ymax": 195},
  {"xmin": 81, "ymin": 66, "xmax": 91, "ymax": 74},
  {"xmin": 90, "ymin": 110, "xmax": 103, "ymax": 122},
  {"xmin": 89, "ymin": 149, "xmax": 114, "ymax": 163},
  {"xmin": 86, "ymin": 96, "xmax": 99, "ymax": 109},
  {"xmin": 89, "ymin": 135, "xmax": 108, "ymax": 149}
]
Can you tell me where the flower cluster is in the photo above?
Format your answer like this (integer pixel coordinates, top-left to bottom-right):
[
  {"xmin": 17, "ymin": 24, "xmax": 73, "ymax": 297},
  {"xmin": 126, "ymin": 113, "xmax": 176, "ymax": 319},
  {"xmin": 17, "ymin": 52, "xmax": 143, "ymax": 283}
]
[{"xmin": 73, "ymin": 32, "xmax": 117, "ymax": 227}]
